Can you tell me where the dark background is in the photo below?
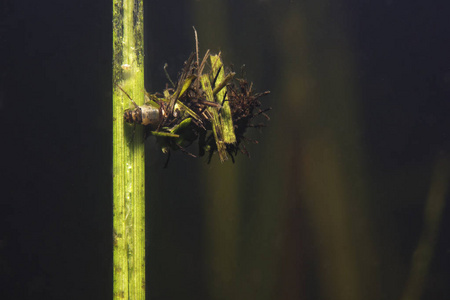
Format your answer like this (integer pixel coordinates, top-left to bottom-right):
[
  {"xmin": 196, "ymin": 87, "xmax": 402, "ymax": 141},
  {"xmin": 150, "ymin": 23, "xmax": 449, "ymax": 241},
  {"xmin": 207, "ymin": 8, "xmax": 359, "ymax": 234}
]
[{"xmin": 1, "ymin": 0, "xmax": 450, "ymax": 299}]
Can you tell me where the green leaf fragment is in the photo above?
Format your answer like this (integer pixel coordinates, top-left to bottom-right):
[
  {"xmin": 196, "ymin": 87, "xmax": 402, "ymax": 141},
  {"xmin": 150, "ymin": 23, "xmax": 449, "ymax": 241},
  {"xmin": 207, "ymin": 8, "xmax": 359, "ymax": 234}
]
[
  {"xmin": 179, "ymin": 75, "xmax": 197, "ymax": 98},
  {"xmin": 174, "ymin": 101, "xmax": 201, "ymax": 121},
  {"xmin": 212, "ymin": 72, "xmax": 235, "ymax": 96},
  {"xmin": 210, "ymin": 55, "xmax": 236, "ymax": 145},
  {"xmin": 171, "ymin": 117, "xmax": 192, "ymax": 133},
  {"xmin": 152, "ymin": 118, "xmax": 195, "ymax": 154},
  {"xmin": 150, "ymin": 131, "xmax": 180, "ymax": 138},
  {"xmin": 168, "ymin": 75, "xmax": 197, "ymax": 114},
  {"xmin": 200, "ymin": 74, "xmax": 227, "ymax": 162}
]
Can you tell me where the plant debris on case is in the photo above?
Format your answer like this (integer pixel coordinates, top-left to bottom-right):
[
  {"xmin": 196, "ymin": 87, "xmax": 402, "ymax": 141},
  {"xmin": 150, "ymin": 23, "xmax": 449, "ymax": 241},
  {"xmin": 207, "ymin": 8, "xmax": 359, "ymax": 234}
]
[{"xmin": 120, "ymin": 31, "xmax": 270, "ymax": 165}]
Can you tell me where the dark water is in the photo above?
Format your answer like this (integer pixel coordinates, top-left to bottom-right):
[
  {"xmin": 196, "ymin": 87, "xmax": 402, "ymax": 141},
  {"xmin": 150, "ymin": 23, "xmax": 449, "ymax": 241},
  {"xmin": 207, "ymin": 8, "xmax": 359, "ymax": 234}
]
[{"xmin": 1, "ymin": 0, "xmax": 450, "ymax": 299}]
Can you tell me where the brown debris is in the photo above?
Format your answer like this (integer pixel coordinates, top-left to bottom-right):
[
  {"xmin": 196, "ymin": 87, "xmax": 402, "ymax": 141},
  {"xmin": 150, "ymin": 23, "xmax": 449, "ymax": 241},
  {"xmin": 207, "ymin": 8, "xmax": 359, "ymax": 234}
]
[{"xmin": 124, "ymin": 43, "xmax": 271, "ymax": 163}]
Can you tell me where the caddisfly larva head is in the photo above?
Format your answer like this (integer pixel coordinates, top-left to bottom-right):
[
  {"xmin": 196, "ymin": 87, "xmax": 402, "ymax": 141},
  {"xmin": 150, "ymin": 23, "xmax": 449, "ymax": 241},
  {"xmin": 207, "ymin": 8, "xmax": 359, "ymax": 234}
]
[
  {"xmin": 124, "ymin": 108, "xmax": 143, "ymax": 124},
  {"xmin": 124, "ymin": 106, "xmax": 160, "ymax": 126}
]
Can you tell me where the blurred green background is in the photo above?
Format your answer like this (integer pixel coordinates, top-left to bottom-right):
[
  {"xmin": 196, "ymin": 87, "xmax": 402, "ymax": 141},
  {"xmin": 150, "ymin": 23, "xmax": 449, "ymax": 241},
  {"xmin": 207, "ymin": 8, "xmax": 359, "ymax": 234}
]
[
  {"xmin": 144, "ymin": 1, "xmax": 450, "ymax": 299},
  {"xmin": 1, "ymin": 0, "xmax": 449, "ymax": 299}
]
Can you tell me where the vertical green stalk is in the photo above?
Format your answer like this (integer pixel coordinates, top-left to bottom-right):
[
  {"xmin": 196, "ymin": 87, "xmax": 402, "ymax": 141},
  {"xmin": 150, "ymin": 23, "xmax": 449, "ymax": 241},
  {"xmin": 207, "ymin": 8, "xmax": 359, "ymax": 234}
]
[{"xmin": 113, "ymin": 0, "xmax": 145, "ymax": 299}]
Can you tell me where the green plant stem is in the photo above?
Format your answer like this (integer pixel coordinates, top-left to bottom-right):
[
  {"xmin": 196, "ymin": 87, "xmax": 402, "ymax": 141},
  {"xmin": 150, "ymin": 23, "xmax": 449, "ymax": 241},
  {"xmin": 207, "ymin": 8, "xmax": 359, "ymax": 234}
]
[{"xmin": 112, "ymin": 0, "xmax": 145, "ymax": 299}]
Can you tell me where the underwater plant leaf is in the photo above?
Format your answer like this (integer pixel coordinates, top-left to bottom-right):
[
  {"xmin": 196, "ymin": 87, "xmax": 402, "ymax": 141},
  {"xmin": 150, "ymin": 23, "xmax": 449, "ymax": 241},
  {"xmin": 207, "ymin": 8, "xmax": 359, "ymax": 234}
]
[
  {"xmin": 179, "ymin": 75, "xmax": 197, "ymax": 99},
  {"xmin": 200, "ymin": 73, "xmax": 227, "ymax": 161},
  {"xmin": 150, "ymin": 131, "xmax": 180, "ymax": 138},
  {"xmin": 210, "ymin": 54, "xmax": 236, "ymax": 145}
]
